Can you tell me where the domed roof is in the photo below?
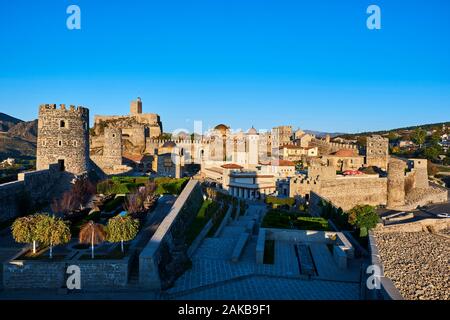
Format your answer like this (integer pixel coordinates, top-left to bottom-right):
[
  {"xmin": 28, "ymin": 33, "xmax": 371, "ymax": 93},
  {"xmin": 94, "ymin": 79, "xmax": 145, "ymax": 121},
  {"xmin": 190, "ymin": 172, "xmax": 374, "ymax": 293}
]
[
  {"xmin": 247, "ymin": 126, "xmax": 258, "ymax": 135},
  {"xmin": 162, "ymin": 141, "xmax": 176, "ymax": 149},
  {"xmin": 214, "ymin": 124, "xmax": 229, "ymax": 134}
]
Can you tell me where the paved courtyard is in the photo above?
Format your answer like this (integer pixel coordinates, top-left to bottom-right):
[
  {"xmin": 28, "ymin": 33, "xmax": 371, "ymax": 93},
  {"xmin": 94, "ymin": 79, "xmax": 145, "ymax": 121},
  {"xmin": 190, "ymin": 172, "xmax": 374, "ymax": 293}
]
[
  {"xmin": 165, "ymin": 202, "xmax": 363, "ymax": 300},
  {"xmin": 171, "ymin": 275, "xmax": 360, "ymax": 300}
]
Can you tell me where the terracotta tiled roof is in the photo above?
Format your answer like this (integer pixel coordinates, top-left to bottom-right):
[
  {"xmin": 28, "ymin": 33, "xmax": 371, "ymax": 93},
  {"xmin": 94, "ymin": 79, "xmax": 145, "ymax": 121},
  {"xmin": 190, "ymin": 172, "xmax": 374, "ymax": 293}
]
[
  {"xmin": 331, "ymin": 149, "xmax": 357, "ymax": 157},
  {"xmin": 221, "ymin": 163, "xmax": 244, "ymax": 169},
  {"xmin": 270, "ymin": 160, "xmax": 296, "ymax": 166}
]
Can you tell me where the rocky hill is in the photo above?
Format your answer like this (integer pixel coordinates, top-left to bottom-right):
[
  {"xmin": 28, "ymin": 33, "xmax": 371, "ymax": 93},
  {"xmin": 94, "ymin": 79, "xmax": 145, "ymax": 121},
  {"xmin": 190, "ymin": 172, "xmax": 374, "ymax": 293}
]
[
  {"xmin": 0, "ymin": 112, "xmax": 22, "ymax": 132},
  {"xmin": 7, "ymin": 119, "xmax": 38, "ymax": 140},
  {"xmin": 0, "ymin": 114, "xmax": 37, "ymax": 160}
]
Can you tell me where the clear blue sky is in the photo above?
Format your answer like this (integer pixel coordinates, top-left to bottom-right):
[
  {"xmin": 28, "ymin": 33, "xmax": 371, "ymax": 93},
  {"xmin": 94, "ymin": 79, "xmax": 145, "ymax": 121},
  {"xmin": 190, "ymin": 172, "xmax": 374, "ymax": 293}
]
[{"xmin": 1, "ymin": 0, "xmax": 449, "ymax": 133}]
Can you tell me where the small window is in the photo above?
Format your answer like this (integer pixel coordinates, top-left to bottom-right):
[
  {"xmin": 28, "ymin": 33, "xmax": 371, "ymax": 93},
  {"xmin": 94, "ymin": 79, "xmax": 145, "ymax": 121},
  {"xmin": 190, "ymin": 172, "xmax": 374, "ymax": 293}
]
[
  {"xmin": 42, "ymin": 140, "xmax": 46, "ymax": 146},
  {"xmin": 112, "ymin": 134, "xmax": 116, "ymax": 138},
  {"xmin": 60, "ymin": 120, "xmax": 66, "ymax": 128},
  {"xmin": 73, "ymin": 140, "xmax": 78, "ymax": 147},
  {"xmin": 58, "ymin": 140, "xmax": 62, "ymax": 147}
]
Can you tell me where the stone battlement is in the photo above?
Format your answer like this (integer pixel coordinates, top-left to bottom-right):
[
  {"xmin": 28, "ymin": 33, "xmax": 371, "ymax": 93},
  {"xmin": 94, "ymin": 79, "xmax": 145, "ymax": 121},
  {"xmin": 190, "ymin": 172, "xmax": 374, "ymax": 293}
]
[
  {"xmin": 39, "ymin": 104, "xmax": 89, "ymax": 114},
  {"xmin": 147, "ymin": 139, "xmax": 211, "ymax": 145}
]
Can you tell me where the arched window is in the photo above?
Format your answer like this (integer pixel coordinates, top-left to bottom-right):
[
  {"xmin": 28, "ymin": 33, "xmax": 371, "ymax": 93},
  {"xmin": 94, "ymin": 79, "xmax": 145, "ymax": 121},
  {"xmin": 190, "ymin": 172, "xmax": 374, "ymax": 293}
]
[{"xmin": 60, "ymin": 120, "xmax": 66, "ymax": 128}]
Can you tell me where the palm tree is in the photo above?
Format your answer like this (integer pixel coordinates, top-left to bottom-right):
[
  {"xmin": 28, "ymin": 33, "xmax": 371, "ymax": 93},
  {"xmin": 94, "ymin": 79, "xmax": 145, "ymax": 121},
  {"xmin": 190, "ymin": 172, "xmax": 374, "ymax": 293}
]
[{"xmin": 79, "ymin": 221, "xmax": 106, "ymax": 259}]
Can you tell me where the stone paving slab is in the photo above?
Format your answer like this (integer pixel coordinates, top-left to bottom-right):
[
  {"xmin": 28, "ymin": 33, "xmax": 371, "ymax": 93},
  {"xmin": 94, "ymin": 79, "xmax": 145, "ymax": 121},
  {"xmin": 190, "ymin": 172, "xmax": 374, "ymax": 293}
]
[
  {"xmin": 193, "ymin": 238, "xmax": 237, "ymax": 260},
  {"xmin": 172, "ymin": 275, "xmax": 360, "ymax": 300},
  {"xmin": 167, "ymin": 259, "xmax": 256, "ymax": 294},
  {"xmin": 274, "ymin": 241, "xmax": 300, "ymax": 277},
  {"xmin": 219, "ymin": 226, "xmax": 247, "ymax": 238}
]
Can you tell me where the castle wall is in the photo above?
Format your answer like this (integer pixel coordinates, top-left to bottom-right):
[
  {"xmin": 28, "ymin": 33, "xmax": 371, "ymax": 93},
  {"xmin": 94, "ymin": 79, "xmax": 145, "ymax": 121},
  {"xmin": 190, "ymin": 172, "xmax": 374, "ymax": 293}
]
[
  {"xmin": 407, "ymin": 159, "xmax": 429, "ymax": 189},
  {"xmin": 366, "ymin": 135, "xmax": 389, "ymax": 170},
  {"xmin": 102, "ymin": 127, "xmax": 123, "ymax": 167},
  {"xmin": 0, "ymin": 164, "xmax": 62, "ymax": 222},
  {"xmin": 308, "ymin": 138, "xmax": 357, "ymax": 156},
  {"xmin": 387, "ymin": 160, "xmax": 406, "ymax": 208},
  {"xmin": 36, "ymin": 104, "xmax": 89, "ymax": 175},
  {"xmin": 317, "ymin": 176, "xmax": 388, "ymax": 211}
]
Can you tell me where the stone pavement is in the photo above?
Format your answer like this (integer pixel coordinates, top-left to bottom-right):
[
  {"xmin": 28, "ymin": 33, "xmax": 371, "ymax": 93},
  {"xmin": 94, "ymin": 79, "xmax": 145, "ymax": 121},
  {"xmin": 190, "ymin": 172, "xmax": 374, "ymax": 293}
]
[
  {"xmin": 165, "ymin": 202, "xmax": 362, "ymax": 300},
  {"xmin": 172, "ymin": 275, "xmax": 360, "ymax": 300}
]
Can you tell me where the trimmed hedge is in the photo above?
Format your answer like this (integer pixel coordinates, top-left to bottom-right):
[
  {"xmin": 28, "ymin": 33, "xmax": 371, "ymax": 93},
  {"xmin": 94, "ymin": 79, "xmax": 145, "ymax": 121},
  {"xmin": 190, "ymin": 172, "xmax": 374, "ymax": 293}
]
[
  {"xmin": 154, "ymin": 177, "xmax": 190, "ymax": 195},
  {"xmin": 265, "ymin": 196, "xmax": 295, "ymax": 207},
  {"xmin": 262, "ymin": 209, "xmax": 330, "ymax": 231}
]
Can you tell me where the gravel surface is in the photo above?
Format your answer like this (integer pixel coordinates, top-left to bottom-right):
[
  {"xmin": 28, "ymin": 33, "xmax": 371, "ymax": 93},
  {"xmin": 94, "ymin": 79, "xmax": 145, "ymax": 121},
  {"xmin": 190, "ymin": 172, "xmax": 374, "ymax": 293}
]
[{"xmin": 375, "ymin": 231, "xmax": 450, "ymax": 300}]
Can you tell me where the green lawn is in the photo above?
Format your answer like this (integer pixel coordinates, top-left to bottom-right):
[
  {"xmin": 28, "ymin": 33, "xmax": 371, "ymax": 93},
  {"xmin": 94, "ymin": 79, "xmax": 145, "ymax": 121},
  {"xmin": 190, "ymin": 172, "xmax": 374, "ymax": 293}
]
[{"xmin": 185, "ymin": 199, "xmax": 212, "ymax": 246}]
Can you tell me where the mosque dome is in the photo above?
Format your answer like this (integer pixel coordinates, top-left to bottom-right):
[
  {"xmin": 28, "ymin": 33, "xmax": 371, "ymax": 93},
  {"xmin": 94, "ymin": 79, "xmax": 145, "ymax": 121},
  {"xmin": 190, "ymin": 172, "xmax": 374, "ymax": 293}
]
[
  {"xmin": 247, "ymin": 126, "xmax": 258, "ymax": 135},
  {"xmin": 214, "ymin": 124, "xmax": 229, "ymax": 135}
]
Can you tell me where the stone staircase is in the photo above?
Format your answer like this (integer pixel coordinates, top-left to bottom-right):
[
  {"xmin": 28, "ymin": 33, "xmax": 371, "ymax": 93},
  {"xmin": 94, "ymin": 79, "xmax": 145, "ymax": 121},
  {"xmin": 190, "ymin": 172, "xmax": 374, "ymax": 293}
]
[{"xmin": 165, "ymin": 203, "xmax": 266, "ymax": 295}]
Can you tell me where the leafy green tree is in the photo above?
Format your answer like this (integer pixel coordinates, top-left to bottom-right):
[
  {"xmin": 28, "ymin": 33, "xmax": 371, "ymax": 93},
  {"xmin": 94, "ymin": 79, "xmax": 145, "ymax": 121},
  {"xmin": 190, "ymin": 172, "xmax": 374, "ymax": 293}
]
[
  {"xmin": 106, "ymin": 215, "xmax": 140, "ymax": 253},
  {"xmin": 11, "ymin": 214, "xmax": 46, "ymax": 254},
  {"xmin": 348, "ymin": 205, "xmax": 379, "ymax": 237},
  {"xmin": 412, "ymin": 128, "xmax": 427, "ymax": 148},
  {"xmin": 79, "ymin": 221, "xmax": 107, "ymax": 259},
  {"xmin": 36, "ymin": 215, "xmax": 71, "ymax": 259},
  {"xmin": 423, "ymin": 146, "xmax": 441, "ymax": 160}
]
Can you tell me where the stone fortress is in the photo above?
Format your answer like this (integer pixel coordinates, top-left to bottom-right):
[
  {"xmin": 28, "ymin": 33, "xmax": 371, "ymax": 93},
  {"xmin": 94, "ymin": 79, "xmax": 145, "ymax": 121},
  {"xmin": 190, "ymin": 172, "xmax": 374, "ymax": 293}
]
[
  {"xmin": 0, "ymin": 98, "xmax": 448, "ymax": 223},
  {"xmin": 284, "ymin": 135, "xmax": 447, "ymax": 212},
  {"xmin": 86, "ymin": 99, "xmax": 447, "ymax": 210},
  {"xmin": 36, "ymin": 104, "xmax": 90, "ymax": 175}
]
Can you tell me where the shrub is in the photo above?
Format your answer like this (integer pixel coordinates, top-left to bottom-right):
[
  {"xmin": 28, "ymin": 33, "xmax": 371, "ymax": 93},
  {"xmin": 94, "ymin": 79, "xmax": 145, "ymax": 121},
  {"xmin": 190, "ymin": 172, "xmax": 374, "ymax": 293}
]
[
  {"xmin": 348, "ymin": 205, "xmax": 379, "ymax": 237},
  {"xmin": 11, "ymin": 214, "xmax": 47, "ymax": 254},
  {"xmin": 106, "ymin": 215, "xmax": 140, "ymax": 253},
  {"xmin": 36, "ymin": 215, "xmax": 71, "ymax": 259},
  {"xmin": 265, "ymin": 196, "xmax": 295, "ymax": 207},
  {"xmin": 155, "ymin": 177, "xmax": 189, "ymax": 195}
]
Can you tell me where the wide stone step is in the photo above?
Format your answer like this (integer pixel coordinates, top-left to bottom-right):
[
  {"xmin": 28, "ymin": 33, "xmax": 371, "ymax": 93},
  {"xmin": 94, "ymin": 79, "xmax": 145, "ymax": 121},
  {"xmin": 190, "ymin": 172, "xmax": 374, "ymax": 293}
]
[
  {"xmin": 231, "ymin": 233, "xmax": 251, "ymax": 263},
  {"xmin": 309, "ymin": 244, "xmax": 339, "ymax": 279},
  {"xmin": 219, "ymin": 226, "xmax": 247, "ymax": 238},
  {"xmin": 193, "ymin": 238, "xmax": 237, "ymax": 260}
]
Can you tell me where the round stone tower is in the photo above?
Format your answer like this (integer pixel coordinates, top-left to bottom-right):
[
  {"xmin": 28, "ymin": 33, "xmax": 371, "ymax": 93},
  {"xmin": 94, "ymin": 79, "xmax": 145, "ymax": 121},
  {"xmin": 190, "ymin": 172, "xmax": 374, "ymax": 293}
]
[
  {"xmin": 36, "ymin": 104, "xmax": 90, "ymax": 175},
  {"xmin": 387, "ymin": 159, "xmax": 406, "ymax": 208},
  {"xmin": 103, "ymin": 127, "xmax": 123, "ymax": 168}
]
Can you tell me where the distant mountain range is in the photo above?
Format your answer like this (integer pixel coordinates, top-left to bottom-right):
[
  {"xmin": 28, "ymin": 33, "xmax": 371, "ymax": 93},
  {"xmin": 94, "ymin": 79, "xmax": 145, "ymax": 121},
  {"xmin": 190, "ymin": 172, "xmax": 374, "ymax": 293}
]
[
  {"xmin": 0, "ymin": 110, "xmax": 448, "ymax": 160},
  {"xmin": 0, "ymin": 112, "xmax": 22, "ymax": 132},
  {"xmin": 303, "ymin": 130, "xmax": 345, "ymax": 138},
  {"xmin": 0, "ymin": 113, "xmax": 37, "ymax": 159}
]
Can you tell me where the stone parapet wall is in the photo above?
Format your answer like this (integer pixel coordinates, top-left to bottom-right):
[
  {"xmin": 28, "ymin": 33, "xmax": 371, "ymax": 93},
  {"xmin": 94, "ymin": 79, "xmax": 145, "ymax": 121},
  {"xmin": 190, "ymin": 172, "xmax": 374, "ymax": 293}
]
[
  {"xmin": 0, "ymin": 164, "xmax": 62, "ymax": 222},
  {"xmin": 366, "ymin": 231, "xmax": 404, "ymax": 300},
  {"xmin": 3, "ymin": 260, "xmax": 66, "ymax": 289},
  {"xmin": 3, "ymin": 257, "xmax": 130, "ymax": 289},
  {"xmin": 374, "ymin": 218, "xmax": 450, "ymax": 234},
  {"xmin": 139, "ymin": 179, "xmax": 203, "ymax": 290},
  {"xmin": 317, "ymin": 176, "xmax": 388, "ymax": 211}
]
